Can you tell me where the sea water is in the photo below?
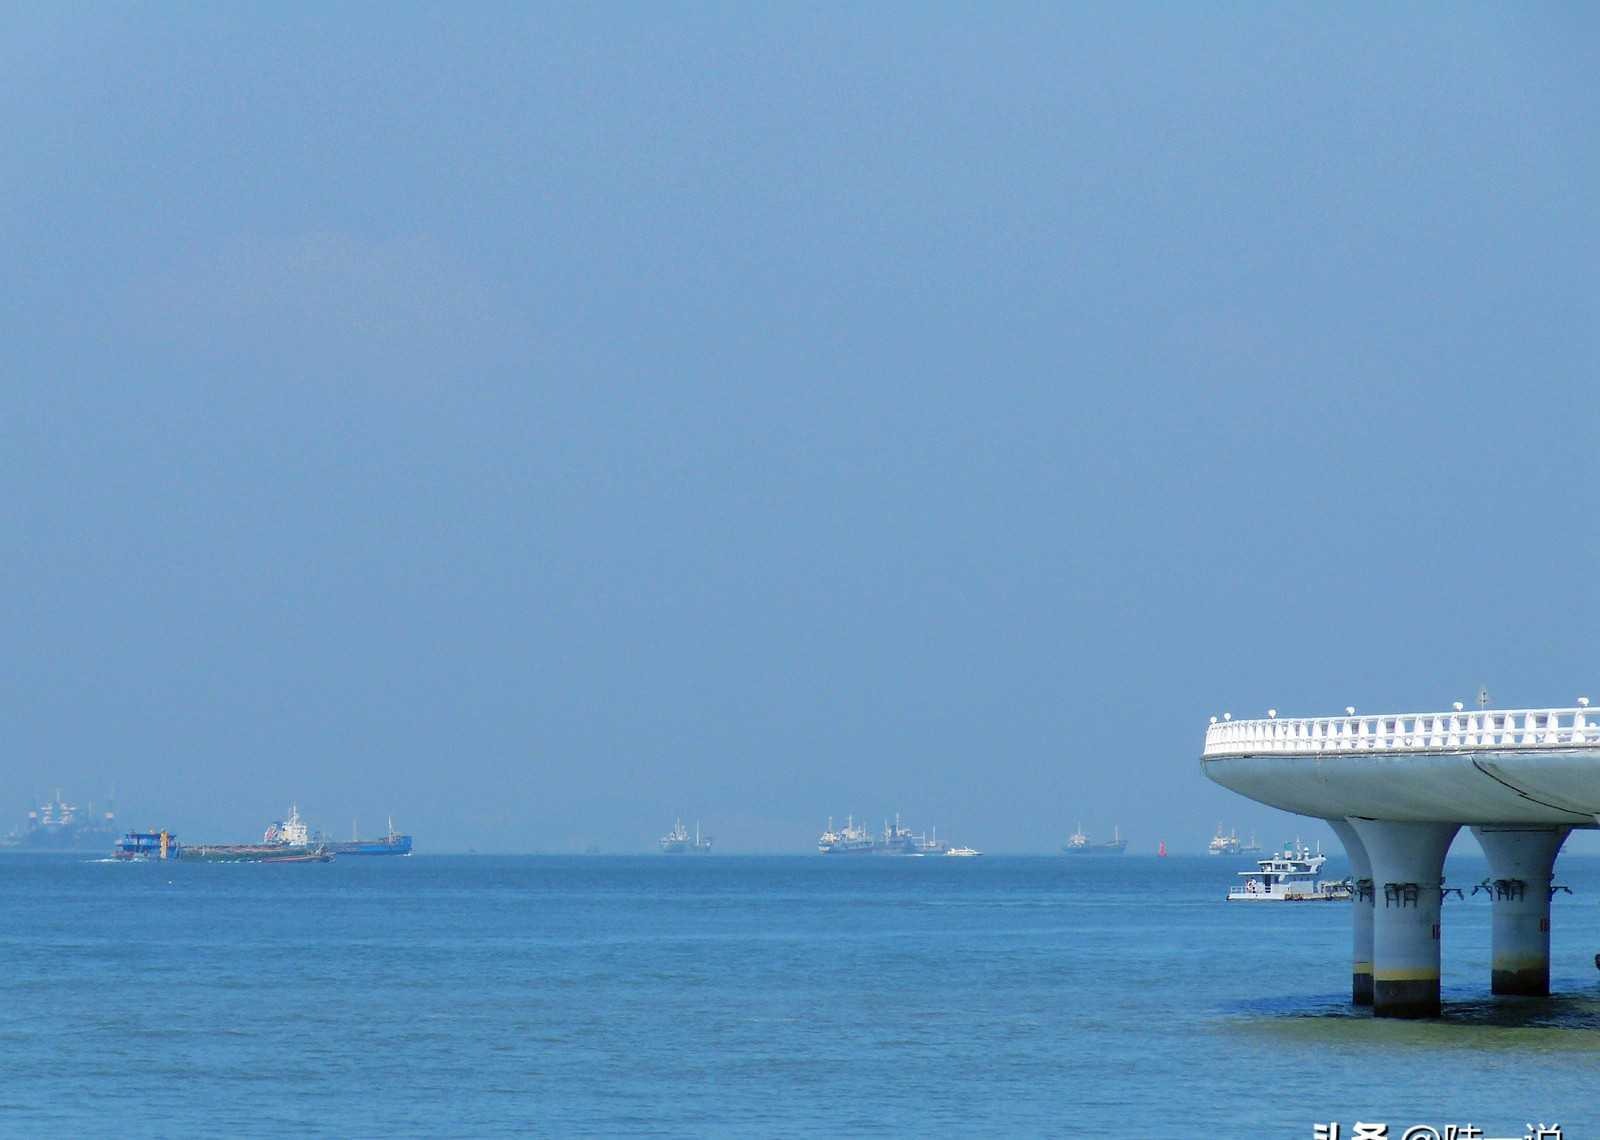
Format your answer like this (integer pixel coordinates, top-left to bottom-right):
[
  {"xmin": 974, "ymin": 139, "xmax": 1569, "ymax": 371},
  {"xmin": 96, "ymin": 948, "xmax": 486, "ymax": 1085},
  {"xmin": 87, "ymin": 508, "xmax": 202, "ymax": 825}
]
[{"xmin": 3, "ymin": 853, "xmax": 1600, "ymax": 1137}]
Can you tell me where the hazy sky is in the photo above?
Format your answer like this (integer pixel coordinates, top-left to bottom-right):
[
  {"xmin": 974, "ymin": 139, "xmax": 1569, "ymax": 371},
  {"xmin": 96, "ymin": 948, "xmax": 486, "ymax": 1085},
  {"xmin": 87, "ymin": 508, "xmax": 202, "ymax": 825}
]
[{"xmin": 4, "ymin": 5, "xmax": 1597, "ymax": 852}]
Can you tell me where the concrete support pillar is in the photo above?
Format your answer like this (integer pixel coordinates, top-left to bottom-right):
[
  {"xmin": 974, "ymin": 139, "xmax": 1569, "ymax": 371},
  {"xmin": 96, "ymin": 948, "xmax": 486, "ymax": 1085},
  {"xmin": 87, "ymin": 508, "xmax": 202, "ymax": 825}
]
[
  {"xmin": 1326, "ymin": 818, "xmax": 1374, "ymax": 1005},
  {"xmin": 1469, "ymin": 826, "xmax": 1569, "ymax": 996},
  {"xmin": 1348, "ymin": 819, "xmax": 1460, "ymax": 1018}
]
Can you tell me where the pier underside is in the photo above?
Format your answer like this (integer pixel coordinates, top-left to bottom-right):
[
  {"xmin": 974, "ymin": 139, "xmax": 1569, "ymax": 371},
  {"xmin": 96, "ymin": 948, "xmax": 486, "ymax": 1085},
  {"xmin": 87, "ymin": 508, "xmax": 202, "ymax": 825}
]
[
  {"xmin": 1204, "ymin": 745, "xmax": 1597, "ymax": 1018},
  {"xmin": 1201, "ymin": 748, "xmax": 1600, "ymax": 826}
]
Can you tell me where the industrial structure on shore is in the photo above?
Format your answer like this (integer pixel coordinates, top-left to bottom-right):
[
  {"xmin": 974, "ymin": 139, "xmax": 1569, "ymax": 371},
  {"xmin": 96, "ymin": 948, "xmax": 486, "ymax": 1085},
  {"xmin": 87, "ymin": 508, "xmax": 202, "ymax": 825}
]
[{"xmin": 1203, "ymin": 698, "xmax": 1599, "ymax": 1018}]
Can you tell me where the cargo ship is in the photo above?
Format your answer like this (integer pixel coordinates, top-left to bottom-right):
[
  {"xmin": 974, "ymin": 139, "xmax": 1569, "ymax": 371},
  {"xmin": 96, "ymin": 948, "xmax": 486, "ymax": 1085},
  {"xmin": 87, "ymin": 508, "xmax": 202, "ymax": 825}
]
[
  {"xmin": 1062, "ymin": 823, "xmax": 1128, "ymax": 854},
  {"xmin": 318, "ymin": 816, "xmax": 413, "ymax": 857},
  {"xmin": 818, "ymin": 814, "xmax": 875, "ymax": 854},
  {"xmin": 111, "ymin": 805, "xmax": 340, "ymax": 863},
  {"xmin": 878, "ymin": 813, "xmax": 947, "ymax": 856},
  {"xmin": 255, "ymin": 805, "xmax": 410, "ymax": 856},
  {"xmin": 111, "ymin": 829, "xmax": 332, "ymax": 863},
  {"xmin": 818, "ymin": 813, "xmax": 947, "ymax": 855},
  {"xmin": 1207, "ymin": 824, "xmax": 1241, "ymax": 856},
  {"xmin": 181, "ymin": 842, "xmax": 333, "ymax": 863},
  {"xmin": 1, "ymin": 792, "xmax": 118, "ymax": 852},
  {"xmin": 659, "ymin": 818, "xmax": 712, "ymax": 854}
]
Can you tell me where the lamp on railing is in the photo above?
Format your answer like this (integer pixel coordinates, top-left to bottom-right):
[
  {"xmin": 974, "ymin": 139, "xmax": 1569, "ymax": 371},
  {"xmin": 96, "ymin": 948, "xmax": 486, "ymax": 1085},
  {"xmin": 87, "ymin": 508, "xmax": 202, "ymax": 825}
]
[
  {"xmin": 1345, "ymin": 706, "xmax": 1355, "ymax": 716},
  {"xmin": 1222, "ymin": 713, "xmax": 1231, "ymax": 721},
  {"xmin": 1267, "ymin": 709, "xmax": 1276, "ymax": 718}
]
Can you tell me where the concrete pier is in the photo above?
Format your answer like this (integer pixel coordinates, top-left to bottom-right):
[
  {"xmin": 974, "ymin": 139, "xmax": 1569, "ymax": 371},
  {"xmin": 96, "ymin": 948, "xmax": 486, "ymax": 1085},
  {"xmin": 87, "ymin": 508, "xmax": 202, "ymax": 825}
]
[
  {"xmin": 1469, "ymin": 826, "xmax": 1569, "ymax": 996},
  {"xmin": 1203, "ymin": 703, "xmax": 1600, "ymax": 1015},
  {"xmin": 1349, "ymin": 819, "xmax": 1459, "ymax": 1018},
  {"xmin": 1326, "ymin": 819, "xmax": 1374, "ymax": 1005}
]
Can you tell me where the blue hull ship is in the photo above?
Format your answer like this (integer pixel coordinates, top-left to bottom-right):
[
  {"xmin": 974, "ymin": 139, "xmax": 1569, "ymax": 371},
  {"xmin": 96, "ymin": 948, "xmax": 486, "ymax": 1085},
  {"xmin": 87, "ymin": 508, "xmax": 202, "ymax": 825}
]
[
  {"xmin": 325, "ymin": 834, "xmax": 413, "ymax": 856},
  {"xmin": 322, "ymin": 817, "xmax": 412, "ymax": 857}
]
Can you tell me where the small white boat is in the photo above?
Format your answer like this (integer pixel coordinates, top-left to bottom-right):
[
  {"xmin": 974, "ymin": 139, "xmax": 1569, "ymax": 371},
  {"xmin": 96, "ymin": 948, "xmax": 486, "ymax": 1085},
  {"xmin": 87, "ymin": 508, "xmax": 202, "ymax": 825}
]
[
  {"xmin": 1226, "ymin": 839, "xmax": 1350, "ymax": 902},
  {"xmin": 945, "ymin": 846, "xmax": 981, "ymax": 857}
]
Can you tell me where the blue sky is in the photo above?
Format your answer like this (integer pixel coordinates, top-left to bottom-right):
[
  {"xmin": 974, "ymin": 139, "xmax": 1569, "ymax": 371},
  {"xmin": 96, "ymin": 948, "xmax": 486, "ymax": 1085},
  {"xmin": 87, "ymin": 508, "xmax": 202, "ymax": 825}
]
[{"xmin": 3, "ymin": 5, "xmax": 1597, "ymax": 851}]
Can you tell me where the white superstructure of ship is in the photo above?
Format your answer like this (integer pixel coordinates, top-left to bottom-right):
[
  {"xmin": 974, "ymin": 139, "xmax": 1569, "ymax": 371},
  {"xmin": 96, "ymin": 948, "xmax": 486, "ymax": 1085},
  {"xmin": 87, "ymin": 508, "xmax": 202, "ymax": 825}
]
[
  {"xmin": 817, "ymin": 815, "xmax": 875, "ymax": 855},
  {"xmin": 263, "ymin": 804, "xmax": 312, "ymax": 847},
  {"xmin": 1226, "ymin": 839, "xmax": 1351, "ymax": 902},
  {"xmin": 659, "ymin": 818, "xmax": 713, "ymax": 854},
  {"xmin": 1207, "ymin": 824, "xmax": 1241, "ymax": 856}
]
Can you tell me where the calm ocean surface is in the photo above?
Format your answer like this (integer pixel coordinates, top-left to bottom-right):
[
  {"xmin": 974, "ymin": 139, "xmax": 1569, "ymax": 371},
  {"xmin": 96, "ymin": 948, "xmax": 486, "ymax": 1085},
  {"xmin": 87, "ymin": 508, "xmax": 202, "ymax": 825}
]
[{"xmin": 5, "ymin": 852, "xmax": 1600, "ymax": 1137}]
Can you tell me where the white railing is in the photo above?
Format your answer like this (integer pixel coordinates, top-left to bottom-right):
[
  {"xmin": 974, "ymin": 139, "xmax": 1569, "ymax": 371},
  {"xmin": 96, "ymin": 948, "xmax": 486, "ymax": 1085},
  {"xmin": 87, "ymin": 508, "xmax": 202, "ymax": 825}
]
[{"xmin": 1202, "ymin": 705, "xmax": 1600, "ymax": 757}]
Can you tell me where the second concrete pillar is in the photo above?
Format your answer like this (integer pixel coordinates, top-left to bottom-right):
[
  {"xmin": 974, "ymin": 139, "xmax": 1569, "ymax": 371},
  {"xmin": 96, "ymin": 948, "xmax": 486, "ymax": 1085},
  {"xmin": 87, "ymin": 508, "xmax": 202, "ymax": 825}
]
[
  {"xmin": 1348, "ymin": 819, "xmax": 1460, "ymax": 1018},
  {"xmin": 1470, "ymin": 825, "xmax": 1569, "ymax": 996}
]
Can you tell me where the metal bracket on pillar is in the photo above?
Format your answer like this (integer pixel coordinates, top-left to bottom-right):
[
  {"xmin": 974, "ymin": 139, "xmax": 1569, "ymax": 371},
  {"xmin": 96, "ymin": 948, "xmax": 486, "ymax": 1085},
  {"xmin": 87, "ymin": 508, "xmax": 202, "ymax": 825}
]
[
  {"xmin": 1354, "ymin": 878, "xmax": 1374, "ymax": 903},
  {"xmin": 1383, "ymin": 882, "xmax": 1420, "ymax": 908},
  {"xmin": 1440, "ymin": 885, "xmax": 1464, "ymax": 900},
  {"xmin": 1550, "ymin": 884, "xmax": 1572, "ymax": 900}
]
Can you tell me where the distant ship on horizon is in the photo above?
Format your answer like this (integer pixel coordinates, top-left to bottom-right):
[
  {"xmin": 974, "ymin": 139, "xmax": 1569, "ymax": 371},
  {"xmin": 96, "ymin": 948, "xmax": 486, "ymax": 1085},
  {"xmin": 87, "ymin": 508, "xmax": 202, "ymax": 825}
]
[
  {"xmin": 817, "ymin": 814, "xmax": 876, "ymax": 855},
  {"xmin": 1062, "ymin": 823, "xmax": 1127, "ymax": 854},
  {"xmin": 320, "ymin": 814, "xmax": 413, "ymax": 857},
  {"xmin": 0, "ymin": 791, "xmax": 117, "ymax": 852},
  {"xmin": 659, "ymin": 818, "xmax": 712, "ymax": 854},
  {"xmin": 1207, "ymin": 824, "xmax": 1241, "ymax": 856},
  {"xmin": 817, "ymin": 813, "xmax": 948, "ymax": 855}
]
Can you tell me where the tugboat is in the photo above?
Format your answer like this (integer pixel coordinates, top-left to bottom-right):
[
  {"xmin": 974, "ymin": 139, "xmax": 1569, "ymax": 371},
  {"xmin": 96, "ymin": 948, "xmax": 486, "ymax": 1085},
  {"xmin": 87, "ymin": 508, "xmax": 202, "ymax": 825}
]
[
  {"xmin": 944, "ymin": 845, "xmax": 982, "ymax": 857},
  {"xmin": 659, "ymin": 818, "xmax": 712, "ymax": 854},
  {"xmin": 1225, "ymin": 839, "xmax": 1350, "ymax": 902}
]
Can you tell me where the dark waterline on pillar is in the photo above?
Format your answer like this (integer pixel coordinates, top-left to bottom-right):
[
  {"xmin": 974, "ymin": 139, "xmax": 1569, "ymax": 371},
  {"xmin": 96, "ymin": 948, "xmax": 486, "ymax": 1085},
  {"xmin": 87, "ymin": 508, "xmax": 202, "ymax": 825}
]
[
  {"xmin": 1353, "ymin": 970, "xmax": 1373, "ymax": 1005},
  {"xmin": 1491, "ymin": 965, "xmax": 1551, "ymax": 996},
  {"xmin": 1373, "ymin": 978, "xmax": 1441, "ymax": 1019}
]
